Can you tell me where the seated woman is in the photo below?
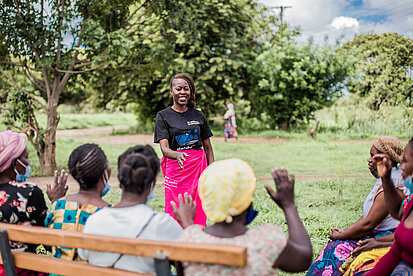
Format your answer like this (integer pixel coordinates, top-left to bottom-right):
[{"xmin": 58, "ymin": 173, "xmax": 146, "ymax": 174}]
[
  {"xmin": 366, "ymin": 137, "xmax": 413, "ymax": 275},
  {"xmin": 78, "ymin": 145, "xmax": 194, "ymax": 274},
  {"xmin": 0, "ymin": 130, "xmax": 67, "ymax": 275},
  {"xmin": 174, "ymin": 158, "xmax": 313, "ymax": 275},
  {"xmin": 307, "ymin": 136, "xmax": 409, "ymax": 276},
  {"xmin": 45, "ymin": 143, "xmax": 111, "ymax": 261}
]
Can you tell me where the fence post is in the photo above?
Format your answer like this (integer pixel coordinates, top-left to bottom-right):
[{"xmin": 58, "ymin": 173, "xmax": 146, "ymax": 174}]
[
  {"xmin": 0, "ymin": 229, "xmax": 16, "ymax": 276},
  {"xmin": 154, "ymin": 253, "xmax": 170, "ymax": 276}
]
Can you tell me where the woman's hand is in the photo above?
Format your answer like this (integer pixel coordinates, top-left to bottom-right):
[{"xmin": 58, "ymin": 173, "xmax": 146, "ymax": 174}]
[
  {"xmin": 373, "ymin": 154, "xmax": 392, "ymax": 179},
  {"xmin": 265, "ymin": 167, "xmax": 295, "ymax": 210},
  {"xmin": 328, "ymin": 228, "xmax": 343, "ymax": 241},
  {"xmin": 46, "ymin": 169, "xmax": 69, "ymax": 202},
  {"xmin": 171, "ymin": 192, "xmax": 196, "ymax": 228},
  {"xmin": 351, "ymin": 239, "xmax": 380, "ymax": 256},
  {"xmin": 175, "ymin": 152, "xmax": 189, "ymax": 169}
]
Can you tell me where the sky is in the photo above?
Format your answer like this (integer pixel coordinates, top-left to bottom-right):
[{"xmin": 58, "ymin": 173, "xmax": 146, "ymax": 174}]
[{"xmin": 258, "ymin": 0, "xmax": 413, "ymax": 44}]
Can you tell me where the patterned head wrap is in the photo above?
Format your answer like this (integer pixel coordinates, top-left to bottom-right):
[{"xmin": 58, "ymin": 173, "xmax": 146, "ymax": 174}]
[
  {"xmin": 0, "ymin": 130, "xmax": 26, "ymax": 173},
  {"xmin": 372, "ymin": 136, "xmax": 403, "ymax": 164},
  {"xmin": 198, "ymin": 159, "xmax": 256, "ymax": 223}
]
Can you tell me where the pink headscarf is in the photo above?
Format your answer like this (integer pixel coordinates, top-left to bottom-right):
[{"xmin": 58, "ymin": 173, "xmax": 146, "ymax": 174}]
[{"xmin": 0, "ymin": 130, "xmax": 26, "ymax": 173}]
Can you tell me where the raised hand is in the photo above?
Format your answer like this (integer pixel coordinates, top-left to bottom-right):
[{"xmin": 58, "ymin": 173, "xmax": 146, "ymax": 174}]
[
  {"xmin": 175, "ymin": 152, "xmax": 189, "ymax": 169},
  {"xmin": 265, "ymin": 167, "xmax": 295, "ymax": 210},
  {"xmin": 46, "ymin": 169, "xmax": 69, "ymax": 203},
  {"xmin": 171, "ymin": 192, "xmax": 196, "ymax": 228},
  {"xmin": 373, "ymin": 154, "xmax": 392, "ymax": 179}
]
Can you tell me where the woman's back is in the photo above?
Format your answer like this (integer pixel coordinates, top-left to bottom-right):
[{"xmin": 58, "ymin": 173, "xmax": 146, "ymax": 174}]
[
  {"xmin": 179, "ymin": 224, "xmax": 287, "ymax": 275},
  {"xmin": 45, "ymin": 199, "xmax": 102, "ymax": 260},
  {"xmin": 78, "ymin": 204, "xmax": 182, "ymax": 274}
]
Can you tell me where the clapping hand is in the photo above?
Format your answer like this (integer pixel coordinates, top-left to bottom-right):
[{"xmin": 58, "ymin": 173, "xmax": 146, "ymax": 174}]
[
  {"xmin": 265, "ymin": 167, "xmax": 295, "ymax": 210},
  {"xmin": 171, "ymin": 192, "xmax": 196, "ymax": 228},
  {"xmin": 46, "ymin": 169, "xmax": 69, "ymax": 202}
]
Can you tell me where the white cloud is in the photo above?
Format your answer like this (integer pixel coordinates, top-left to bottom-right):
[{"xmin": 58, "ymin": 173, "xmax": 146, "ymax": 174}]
[
  {"xmin": 331, "ymin": 16, "xmax": 359, "ymax": 30},
  {"xmin": 257, "ymin": 0, "xmax": 413, "ymax": 44}
]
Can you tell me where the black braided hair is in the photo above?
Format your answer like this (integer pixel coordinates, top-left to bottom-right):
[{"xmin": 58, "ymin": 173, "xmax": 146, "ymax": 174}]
[
  {"xmin": 117, "ymin": 145, "xmax": 160, "ymax": 176},
  {"xmin": 118, "ymin": 153, "xmax": 156, "ymax": 194},
  {"xmin": 68, "ymin": 144, "xmax": 108, "ymax": 190},
  {"xmin": 169, "ymin": 73, "xmax": 196, "ymax": 109},
  {"xmin": 409, "ymin": 137, "xmax": 413, "ymax": 153}
]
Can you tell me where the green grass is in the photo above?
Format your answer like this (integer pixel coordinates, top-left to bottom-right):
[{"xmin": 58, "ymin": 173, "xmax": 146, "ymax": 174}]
[
  {"xmin": 0, "ymin": 112, "xmax": 138, "ymax": 131},
  {"xmin": 37, "ymin": 112, "xmax": 138, "ymax": 130},
  {"xmin": 29, "ymin": 135, "xmax": 383, "ymax": 275},
  {"xmin": 27, "ymin": 137, "xmax": 374, "ymax": 178}
]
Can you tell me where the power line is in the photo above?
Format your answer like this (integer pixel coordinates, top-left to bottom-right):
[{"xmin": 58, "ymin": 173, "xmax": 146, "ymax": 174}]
[{"xmin": 269, "ymin": 5, "xmax": 292, "ymax": 26}]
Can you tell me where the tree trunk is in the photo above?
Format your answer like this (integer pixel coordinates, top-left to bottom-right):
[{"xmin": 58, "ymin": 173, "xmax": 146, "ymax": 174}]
[
  {"xmin": 41, "ymin": 92, "xmax": 59, "ymax": 175},
  {"xmin": 279, "ymin": 118, "xmax": 289, "ymax": 130}
]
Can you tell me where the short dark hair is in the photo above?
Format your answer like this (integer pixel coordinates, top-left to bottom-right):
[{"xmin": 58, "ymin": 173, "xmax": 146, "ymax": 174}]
[
  {"xmin": 117, "ymin": 145, "xmax": 160, "ymax": 176},
  {"xmin": 170, "ymin": 73, "xmax": 196, "ymax": 109},
  {"xmin": 68, "ymin": 144, "xmax": 107, "ymax": 190},
  {"xmin": 118, "ymin": 153, "xmax": 156, "ymax": 194}
]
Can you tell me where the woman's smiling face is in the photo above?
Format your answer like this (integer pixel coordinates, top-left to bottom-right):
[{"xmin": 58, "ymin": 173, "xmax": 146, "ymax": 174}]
[{"xmin": 170, "ymin": 78, "xmax": 190, "ymax": 107}]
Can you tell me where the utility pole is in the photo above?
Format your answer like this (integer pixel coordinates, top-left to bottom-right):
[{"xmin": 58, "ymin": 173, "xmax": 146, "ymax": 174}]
[{"xmin": 270, "ymin": 6, "xmax": 292, "ymax": 26}]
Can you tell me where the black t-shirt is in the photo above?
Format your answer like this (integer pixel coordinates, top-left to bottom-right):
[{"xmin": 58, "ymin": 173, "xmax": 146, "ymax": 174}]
[{"xmin": 154, "ymin": 107, "xmax": 213, "ymax": 151}]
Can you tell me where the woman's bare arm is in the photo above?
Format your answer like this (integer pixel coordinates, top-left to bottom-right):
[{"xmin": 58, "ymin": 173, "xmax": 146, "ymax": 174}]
[
  {"xmin": 329, "ymin": 192, "xmax": 389, "ymax": 240},
  {"xmin": 159, "ymin": 139, "xmax": 189, "ymax": 169},
  {"xmin": 202, "ymin": 138, "xmax": 214, "ymax": 165},
  {"xmin": 374, "ymin": 154, "xmax": 405, "ymax": 220}
]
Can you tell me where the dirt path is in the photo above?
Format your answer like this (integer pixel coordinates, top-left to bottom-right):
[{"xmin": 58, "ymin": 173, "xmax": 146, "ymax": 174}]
[{"xmin": 57, "ymin": 126, "xmax": 287, "ymax": 144}]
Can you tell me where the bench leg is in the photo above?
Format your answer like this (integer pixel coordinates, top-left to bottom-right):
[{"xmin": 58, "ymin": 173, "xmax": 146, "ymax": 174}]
[
  {"xmin": 154, "ymin": 253, "xmax": 170, "ymax": 276},
  {"xmin": 0, "ymin": 229, "xmax": 16, "ymax": 276}
]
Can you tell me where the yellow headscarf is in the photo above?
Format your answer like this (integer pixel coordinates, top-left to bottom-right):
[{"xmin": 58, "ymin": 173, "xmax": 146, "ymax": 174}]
[{"xmin": 198, "ymin": 159, "xmax": 256, "ymax": 223}]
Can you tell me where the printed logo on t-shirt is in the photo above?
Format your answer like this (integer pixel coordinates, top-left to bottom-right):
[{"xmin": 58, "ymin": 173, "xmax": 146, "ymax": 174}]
[
  {"xmin": 187, "ymin": 120, "xmax": 200, "ymax": 126},
  {"xmin": 175, "ymin": 129, "xmax": 199, "ymax": 147}
]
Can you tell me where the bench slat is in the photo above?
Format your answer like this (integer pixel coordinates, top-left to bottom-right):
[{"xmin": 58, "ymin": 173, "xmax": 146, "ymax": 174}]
[
  {"xmin": 0, "ymin": 252, "xmax": 152, "ymax": 276},
  {"xmin": 0, "ymin": 223, "xmax": 247, "ymax": 266}
]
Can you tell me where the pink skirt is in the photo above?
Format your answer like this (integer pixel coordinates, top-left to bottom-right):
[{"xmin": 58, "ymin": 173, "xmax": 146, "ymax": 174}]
[{"xmin": 161, "ymin": 149, "xmax": 207, "ymax": 226}]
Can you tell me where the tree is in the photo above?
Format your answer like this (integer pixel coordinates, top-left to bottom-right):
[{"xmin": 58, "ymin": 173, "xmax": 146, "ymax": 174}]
[
  {"xmin": 250, "ymin": 39, "xmax": 356, "ymax": 129},
  {"xmin": 88, "ymin": 0, "xmax": 284, "ymax": 123},
  {"xmin": 343, "ymin": 33, "xmax": 413, "ymax": 110},
  {"xmin": 0, "ymin": 0, "xmax": 159, "ymax": 174}
]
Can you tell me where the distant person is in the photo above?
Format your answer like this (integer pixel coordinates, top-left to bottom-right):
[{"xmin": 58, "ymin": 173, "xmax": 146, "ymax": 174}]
[
  {"xmin": 223, "ymin": 103, "xmax": 238, "ymax": 142},
  {"xmin": 154, "ymin": 73, "xmax": 214, "ymax": 226},
  {"xmin": 0, "ymin": 130, "xmax": 67, "ymax": 275},
  {"xmin": 366, "ymin": 137, "xmax": 413, "ymax": 275},
  {"xmin": 307, "ymin": 136, "xmax": 409, "ymax": 276},
  {"xmin": 174, "ymin": 159, "xmax": 312, "ymax": 275},
  {"xmin": 45, "ymin": 144, "xmax": 111, "ymax": 261},
  {"xmin": 79, "ymin": 145, "xmax": 195, "ymax": 274}
]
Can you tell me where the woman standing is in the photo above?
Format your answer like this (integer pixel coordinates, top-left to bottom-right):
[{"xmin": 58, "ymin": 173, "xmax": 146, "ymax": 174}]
[
  {"xmin": 223, "ymin": 103, "xmax": 238, "ymax": 142},
  {"xmin": 154, "ymin": 73, "xmax": 214, "ymax": 226}
]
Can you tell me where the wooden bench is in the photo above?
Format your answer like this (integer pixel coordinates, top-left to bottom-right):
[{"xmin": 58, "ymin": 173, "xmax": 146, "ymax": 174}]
[{"xmin": 0, "ymin": 222, "xmax": 247, "ymax": 276}]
